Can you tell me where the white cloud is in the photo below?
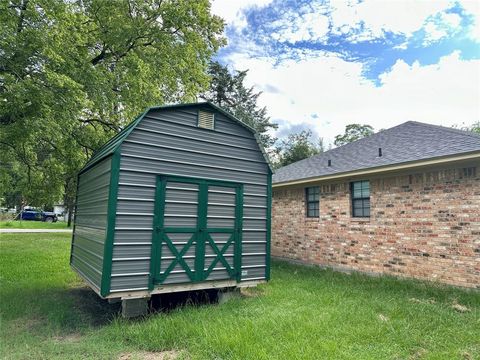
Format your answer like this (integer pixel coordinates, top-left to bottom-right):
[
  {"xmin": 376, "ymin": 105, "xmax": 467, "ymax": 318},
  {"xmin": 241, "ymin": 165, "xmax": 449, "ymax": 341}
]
[
  {"xmin": 330, "ymin": 0, "xmax": 478, "ymax": 42},
  {"xmin": 210, "ymin": 0, "xmax": 274, "ymax": 29},
  {"xmin": 268, "ymin": 2, "xmax": 330, "ymax": 44},
  {"xmin": 330, "ymin": 0, "xmax": 456, "ymax": 40},
  {"xmin": 458, "ymin": 0, "xmax": 480, "ymax": 40},
  {"xmin": 211, "ymin": 1, "xmax": 480, "ymax": 145},
  {"xmin": 225, "ymin": 51, "xmax": 480, "ymax": 145},
  {"xmin": 423, "ymin": 12, "xmax": 462, "ymax": 45},
  {"xmin": 213, "ymin": 0, "xmax": 479, "ymax": 45}
]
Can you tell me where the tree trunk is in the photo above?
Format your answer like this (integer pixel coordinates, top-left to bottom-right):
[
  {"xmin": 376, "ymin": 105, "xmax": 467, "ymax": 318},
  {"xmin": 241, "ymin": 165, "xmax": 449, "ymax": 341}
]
[
  {"xmin": 64, "ymin": 177, "xmax": 76, "ymax": 228},
  {"xmin": 67, "ymin": 203, "xmax": 74, "ymax": 227}
]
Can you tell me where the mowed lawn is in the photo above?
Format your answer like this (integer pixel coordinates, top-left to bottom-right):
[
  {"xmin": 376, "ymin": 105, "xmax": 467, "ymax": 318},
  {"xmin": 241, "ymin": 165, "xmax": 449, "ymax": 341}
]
[
  {"xmin": 0, "ymin": 234, "xmax": 478, "ymax": 360},
  {"xmin": 0, "ymin": 220, "xmax": 70, "ymax": 229}
]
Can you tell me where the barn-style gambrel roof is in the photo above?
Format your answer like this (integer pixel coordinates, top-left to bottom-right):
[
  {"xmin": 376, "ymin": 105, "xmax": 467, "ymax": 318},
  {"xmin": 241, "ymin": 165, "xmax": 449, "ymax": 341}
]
[{"xmin": 82, "ymin": 102, "xmax": 272, "ymax": 174}]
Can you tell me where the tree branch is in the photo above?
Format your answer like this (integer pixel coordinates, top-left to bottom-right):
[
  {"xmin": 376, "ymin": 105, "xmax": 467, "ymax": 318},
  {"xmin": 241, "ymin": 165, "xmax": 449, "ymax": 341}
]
[
  {"xmin": 16, "ymin": 0, "xmax": 29, "ymax": 34},
  {"xmin": 80, "ymin": 118, "xmax": 120, "ymax": 131},
  {"xmin": 90, "ymin": 47, "xmax": 106, "ymax": 66}
]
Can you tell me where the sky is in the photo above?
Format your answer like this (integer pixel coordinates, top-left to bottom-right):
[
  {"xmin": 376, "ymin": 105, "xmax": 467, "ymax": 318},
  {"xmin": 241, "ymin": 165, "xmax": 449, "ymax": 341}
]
[{"xmin": 210, "ymin": 0, "xmax": 480, "ymax": 146}]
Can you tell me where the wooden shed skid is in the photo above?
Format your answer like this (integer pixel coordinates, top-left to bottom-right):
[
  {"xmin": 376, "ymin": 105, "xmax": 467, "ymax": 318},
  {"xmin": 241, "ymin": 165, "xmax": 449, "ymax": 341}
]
[{"xmin": 106, "ymin": 279, "xmax": 265, "ymax": 300}]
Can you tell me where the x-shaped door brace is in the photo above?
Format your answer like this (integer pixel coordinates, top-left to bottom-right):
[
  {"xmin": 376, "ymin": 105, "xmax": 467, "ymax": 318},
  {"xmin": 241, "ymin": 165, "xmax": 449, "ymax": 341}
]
[
  {"xmin": 204, "ymin": 233, "xmax": 235, "ymax": 277},
  {"xmin": 158, "ymin": 233, "xmax": 196, "ymax": 282}
]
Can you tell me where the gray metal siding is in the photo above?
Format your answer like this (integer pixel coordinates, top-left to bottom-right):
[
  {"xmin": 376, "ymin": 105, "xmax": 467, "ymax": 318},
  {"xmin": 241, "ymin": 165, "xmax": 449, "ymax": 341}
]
[
  {"xmin": 110, "ymin": 108, "xmax": 269, "ymax": 292},
  {"xmin": 71, "ymin": 156, "xmax": 112, "ymax": 291}
]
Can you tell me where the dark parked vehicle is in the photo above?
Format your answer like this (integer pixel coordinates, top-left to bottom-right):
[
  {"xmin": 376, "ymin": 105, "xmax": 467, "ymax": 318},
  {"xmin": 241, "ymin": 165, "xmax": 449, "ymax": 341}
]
[{"xmin": 17, "ymin": 209, "xmax": 58, "ymax": 223}]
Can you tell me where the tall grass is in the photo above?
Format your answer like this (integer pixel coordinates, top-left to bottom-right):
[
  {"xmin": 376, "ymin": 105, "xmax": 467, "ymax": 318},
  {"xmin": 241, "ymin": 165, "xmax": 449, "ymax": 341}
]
[
  {"xmin": 0, "ymin": 233, "xmax": 478, "ymax": 359},
  {"xmin": 0, "ymin": 220, "xmax": 70, "ymax": 229}
]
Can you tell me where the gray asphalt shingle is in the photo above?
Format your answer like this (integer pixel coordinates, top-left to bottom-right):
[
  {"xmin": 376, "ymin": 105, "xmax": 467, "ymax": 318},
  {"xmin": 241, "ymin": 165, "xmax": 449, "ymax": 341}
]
[{"xmin": 273, "ymin": 121, "xmax": 480, "ymax": 184}]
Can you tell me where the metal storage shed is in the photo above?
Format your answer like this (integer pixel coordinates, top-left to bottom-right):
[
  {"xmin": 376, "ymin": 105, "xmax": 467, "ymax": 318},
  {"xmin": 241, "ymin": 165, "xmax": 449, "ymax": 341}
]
[{"xmin": 70, "ymin": 102, "xmax": 272, "ymax": 315}]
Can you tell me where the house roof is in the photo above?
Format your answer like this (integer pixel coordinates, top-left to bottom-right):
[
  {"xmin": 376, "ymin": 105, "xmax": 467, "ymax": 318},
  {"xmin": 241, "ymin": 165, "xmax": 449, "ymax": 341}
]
[
  {"xmin": 81, "ymin": 102, "xmax": 272, "ymax": 174},
  {"xmin": 273, "ymin": 121, "xmax": 480, "ymax": 185}
]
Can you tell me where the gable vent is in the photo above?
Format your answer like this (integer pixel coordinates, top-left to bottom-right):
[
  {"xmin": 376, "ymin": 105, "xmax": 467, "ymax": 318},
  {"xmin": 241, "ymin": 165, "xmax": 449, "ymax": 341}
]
[{"xmin": 198, "ymin": 111, "xmax": 214, "ymax": 130}]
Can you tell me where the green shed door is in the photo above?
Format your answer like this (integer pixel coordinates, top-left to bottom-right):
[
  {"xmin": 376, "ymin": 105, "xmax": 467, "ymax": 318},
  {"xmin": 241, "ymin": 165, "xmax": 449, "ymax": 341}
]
[{"xmin": 151, "ymin": 175, "xmax": 243, "ymax": 286}]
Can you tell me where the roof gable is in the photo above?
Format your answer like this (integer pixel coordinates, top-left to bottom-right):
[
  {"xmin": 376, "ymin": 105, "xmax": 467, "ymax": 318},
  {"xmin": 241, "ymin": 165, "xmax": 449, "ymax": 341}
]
[
  {"xmin": 273, "ymin": 121, "xmax": 480, "ymax": 184},
  {"xmin": 81, "ymin": 102, "xmax": 272, "ymax": 174}
]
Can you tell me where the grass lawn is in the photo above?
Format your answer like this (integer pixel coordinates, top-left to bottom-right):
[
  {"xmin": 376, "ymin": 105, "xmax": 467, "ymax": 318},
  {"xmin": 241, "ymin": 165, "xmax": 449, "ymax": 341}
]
[
  {"xmin": 0, "ymin": 233, "xmax": 478, "ymax": 360},
  {"xmin": 0, "ymin": 220, "xmax": 70, "ymax": 229}
]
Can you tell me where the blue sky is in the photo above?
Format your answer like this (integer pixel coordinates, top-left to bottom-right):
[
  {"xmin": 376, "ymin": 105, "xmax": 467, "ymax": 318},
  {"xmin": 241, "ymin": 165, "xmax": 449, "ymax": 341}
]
[{"xmin": 211, "ymin": 0, "xmax": 480, "ymax": 144}]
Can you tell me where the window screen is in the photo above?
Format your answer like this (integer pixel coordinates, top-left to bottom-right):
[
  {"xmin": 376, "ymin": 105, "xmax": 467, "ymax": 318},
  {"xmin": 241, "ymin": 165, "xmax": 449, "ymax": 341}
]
[
  {"xmin": 351, "ymin": 180, "xmax": 370, "ymax": 217},
  {"xmin": 306, "ymin": 186, "xmax": 319, "ymax": 218}
]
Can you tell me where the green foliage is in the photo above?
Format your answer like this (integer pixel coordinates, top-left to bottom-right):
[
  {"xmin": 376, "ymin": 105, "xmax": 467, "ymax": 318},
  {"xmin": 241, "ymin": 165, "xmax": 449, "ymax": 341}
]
[
  {"xmin": 468, "ymin": 121, "xmax": 480, "ymax": 134},
  {"xmin": 274, "ymin": 130, "xmax": 323, "ymax": 168},
  {"xmin": 1, "ymin": 233, "xmax": 479, "ymax": 359},
  {"xmin": 0, "ymin": 0, "xmax": 224, "ymax": 209},
  {"xmin": 201, "ymin": 61, "xmax": 278, "ymax": 149},
  {"xmin": 334, "ymin": 123, "xmax": 374, "ymax": 146},
  {"xmin": 451, "ymin": 122, "xmax": 480, "ymax": 135}
]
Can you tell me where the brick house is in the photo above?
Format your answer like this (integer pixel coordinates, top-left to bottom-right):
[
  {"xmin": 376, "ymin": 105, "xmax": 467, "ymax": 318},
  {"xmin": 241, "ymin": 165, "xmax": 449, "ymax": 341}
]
[{"xmin": 272, "ymin": 121, "xmax": 480, "ymax": 288}]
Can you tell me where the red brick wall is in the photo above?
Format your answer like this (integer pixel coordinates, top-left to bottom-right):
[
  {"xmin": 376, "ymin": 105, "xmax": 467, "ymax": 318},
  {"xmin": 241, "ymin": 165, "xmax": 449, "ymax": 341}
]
[{"xmin": 272, "ymin": 165, "xmax": 480, "ymax": 288}]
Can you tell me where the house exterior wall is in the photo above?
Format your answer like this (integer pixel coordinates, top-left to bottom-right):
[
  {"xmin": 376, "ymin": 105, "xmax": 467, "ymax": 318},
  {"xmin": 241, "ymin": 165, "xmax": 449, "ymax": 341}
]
[
  {"xmin": 272, "ymin": 164, "xmax": 480, "ymax": 288},
  {"xmin": 110, "ymin": 108, "xmax": 270, "ymax": 293}
]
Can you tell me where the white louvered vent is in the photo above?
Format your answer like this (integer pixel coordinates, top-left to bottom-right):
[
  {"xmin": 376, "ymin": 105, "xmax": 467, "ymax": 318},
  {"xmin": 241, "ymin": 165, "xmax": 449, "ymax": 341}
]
[{"xmin": 198, "ymin": 111, "xmax": 214, "ymax": 130}]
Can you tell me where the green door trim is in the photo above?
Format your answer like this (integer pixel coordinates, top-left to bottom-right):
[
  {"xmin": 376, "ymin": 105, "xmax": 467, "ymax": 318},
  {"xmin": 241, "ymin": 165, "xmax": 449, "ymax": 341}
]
[
  {"xmin": 149, "ymin": 174, "xmax": 243, "ymax": 288},
  {"xmin": 195, "ymin": 181, "xmax": 208, "ymax": 281},
  {"xmin": 149, "ymin": 175, "xmax": 166, "ymax": 290}
]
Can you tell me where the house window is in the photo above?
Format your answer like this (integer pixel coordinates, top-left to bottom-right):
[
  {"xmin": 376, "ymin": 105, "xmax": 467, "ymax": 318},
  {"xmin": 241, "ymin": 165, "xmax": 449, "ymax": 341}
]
[
  {"xmin": 306, "ymin": 186, "xmax": 319, "ymax": 218},
  {"xmin": 463, "ymin": 167, "xmax": 476, "ymax": 178},
  {"xmin": 351, "ymin": 180, "xmax": 370, "ymax": 217}
]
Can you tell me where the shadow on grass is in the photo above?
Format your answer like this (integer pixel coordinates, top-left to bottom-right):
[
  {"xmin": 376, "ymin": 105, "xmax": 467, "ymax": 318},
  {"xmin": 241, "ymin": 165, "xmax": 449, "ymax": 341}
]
[
  {"xmin": 149, "ymin": 289, "xmax": 220, "ymax": 313},
  {"xmin": 2, "ymin": 286, "xmax": 121, "ymax": 338},
  {"xmin": 5, "ymin": 284, "xmax": 248, "ymax": 334},
  {"xmin": 68, "ymin": 287, "xmax": 121, "ymax": 326}
]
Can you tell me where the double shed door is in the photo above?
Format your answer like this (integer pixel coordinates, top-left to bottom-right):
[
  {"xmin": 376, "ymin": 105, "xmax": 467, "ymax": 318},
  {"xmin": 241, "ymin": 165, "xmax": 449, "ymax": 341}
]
[{"xmin": 152, "ymin": 175, "xmax": 243, "ymax": 285}]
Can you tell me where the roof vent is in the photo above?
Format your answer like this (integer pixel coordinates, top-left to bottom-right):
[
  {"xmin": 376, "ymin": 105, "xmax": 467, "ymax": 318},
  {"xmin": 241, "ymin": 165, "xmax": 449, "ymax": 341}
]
[
  {"xmin": 328, "ymin": 159, "xmax": 332, "ymax": 167},
  {"xmin": 378, "ymin": 147, "xmax": 382, "ymax": 157},
  {"xmin": 198, "ymin": 111, "xmax": 214, "ymax": 130}
]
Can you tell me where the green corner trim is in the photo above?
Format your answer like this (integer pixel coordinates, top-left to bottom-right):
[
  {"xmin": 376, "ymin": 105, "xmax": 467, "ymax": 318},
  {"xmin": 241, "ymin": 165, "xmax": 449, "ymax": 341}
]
[
  {"xmin": 266, "ymin": 172, "xmax": 272, "ymax": 281},
  {"xmin": 100, "ymin": 151, "xmax": 121, "ymax": 297}
]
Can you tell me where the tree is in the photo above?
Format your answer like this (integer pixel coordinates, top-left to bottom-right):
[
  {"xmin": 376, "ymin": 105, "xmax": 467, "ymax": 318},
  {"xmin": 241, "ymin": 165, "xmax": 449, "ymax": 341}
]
[
  {"xmin": 468, "ymin": 121, "xmax": 480, "ymax": 134},
  {"xmin": 201, "ymin": 61, "xmax": 278, "ymax": 149},
  {"xmin": 334, "ymin": 124, "xmax": 374, "ymax": 146},
  {"xmin": 0, "ymin": 0, "xmax": 224, "ymax": 224},
  {"xmin": 274, "ymin": 130, "xmax": 323, "ymax": 168}
]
